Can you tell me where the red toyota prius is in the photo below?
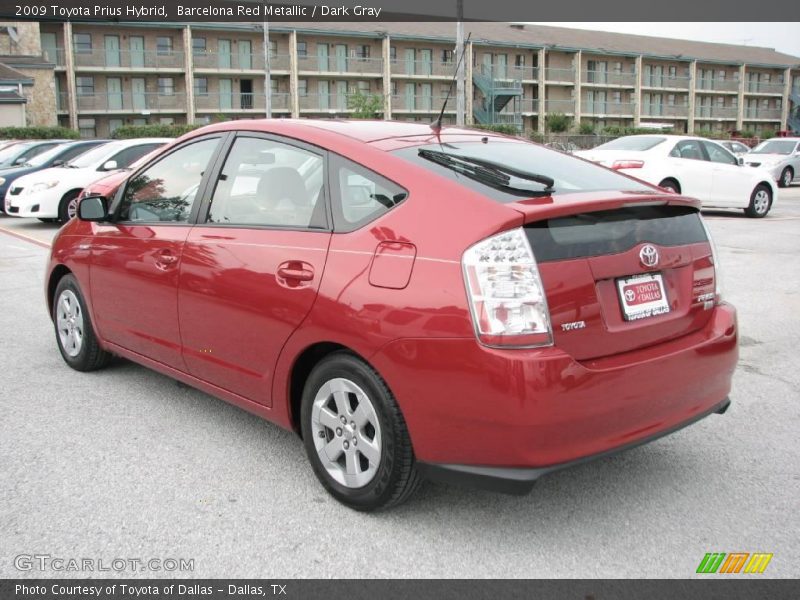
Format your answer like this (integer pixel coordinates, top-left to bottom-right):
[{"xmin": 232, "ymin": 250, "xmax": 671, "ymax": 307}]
[{"xmin": 47, "ymin": 120, "xmax": 738, "ymax": 510}]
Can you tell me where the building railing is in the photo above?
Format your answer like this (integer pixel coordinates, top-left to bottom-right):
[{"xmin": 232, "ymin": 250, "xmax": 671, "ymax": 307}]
[
  {"xmin": 193, "ymin": 52, "xmax": 290, "ymax": 72},
  {"xmin": 583, "ymin": 70, "xmax": 637, "ymax": 87},
  {"xmin": 194, "ymin": 92, "xmax": 291, "ymax": 111},
  {"xmin": 544, "ymin": 68, "xmax": 576, "ymax": 83},
  {"xmin": 390, "ymin": 59, "xmax": 455, "ymax": 77},
  {"xmin": 641, "ymin": 75, "xmax": 691, "ymax": 90},
  {"xmin": 744, "ymin": 107, "xmax": 782, "ymax": 120},
  {"xmin": 391, "ymin": 94, "xmax": 447, "ymax": 111},
  {"xmin": 694, "ymin": 105, "xmax": 738, "ymax": 119},
  {"xmin": 72, "ymin": 47, "xmax": 185, "ymax": 70},
  {"xmin": 505, "ymin": 65, "xmax": 538, "ymax": 81},
  {"xmin": 299, "ymin": 93, "xmax": 356, "ymax": 111},
  {"xmin": 44, "ymin": 47, "xmax": 66, "ymax": 66},
  {"xmin": 583, "ymin": 102, "xmax": 636, "ymax": 116},
  {"xmin": 641, "ymin": 103, "xmax": 689, "ymax": 117},
  {"xmin": 56, "ymin": 91, "xmax": 69, "ymax": 111},
  {"xmin": 298, "ymin": 55, "xmax": 383, "ymax": 75},
  {"xmin": 519, "ymin": 98, "xmax": 539, "ymax": 113},
  {"xmin": 695, "ymin": 78, "xmax": 739, "ymax": 92},
  {"xmin": 745, "ymin": 81, "xmax": 785, "ymax": 95},
  {"xmin": 545, "ymin": 99, "xmax": 575, "ymax": 113},
  {"xmin": 76, "ymin": 92, "xmax": 187, "ymax": 112}
]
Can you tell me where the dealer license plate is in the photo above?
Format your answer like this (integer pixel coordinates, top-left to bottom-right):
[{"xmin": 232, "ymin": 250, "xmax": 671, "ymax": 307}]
[{"xmin": 616, "ymin": 272, "xmax": 670, "ymax": 321}]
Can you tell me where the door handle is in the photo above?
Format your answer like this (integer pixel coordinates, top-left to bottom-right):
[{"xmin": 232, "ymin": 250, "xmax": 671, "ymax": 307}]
[
  {"xmin": 155, "ymin": 249, "xmax": 179, "ymax": 270},
  {"xmin": 276, "ymin": 261, "xmax": 315, "ymax": 288},
  {"xmin": 277, "ymin": 266, "xmax": 314, "ymax": 281}
]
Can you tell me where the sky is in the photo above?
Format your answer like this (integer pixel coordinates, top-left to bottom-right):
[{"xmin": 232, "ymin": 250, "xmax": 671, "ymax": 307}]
[{"xmin": 529, "ymin": 23, "xmax": 800, "ymax": 58}]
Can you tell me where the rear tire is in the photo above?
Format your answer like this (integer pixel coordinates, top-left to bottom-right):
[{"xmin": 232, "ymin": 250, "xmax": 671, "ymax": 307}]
[
  {"xmin": 301, "ymin": 352, "xmax": 421, "ymax": 511},
  {"xmin": 53, "ymin": 274, "xmax": 111, "ymax": 372},
  {"xmin": 744, "ymin": 184, "xmax": 772, "ymax": 218},
  {"xmin": 37, "ymin": 218, "xmax": 58, "ymax": 223},
  {"xmin": 57, "ymin": 190, "xmax": 81, "ymax": 225},
  {"xmin": 658, "ymin": 178, "xmax": 680, "ymax": 194},
  {"xmin": 779, "ymin": 167, "xmax": 793, "ymax": 188}
]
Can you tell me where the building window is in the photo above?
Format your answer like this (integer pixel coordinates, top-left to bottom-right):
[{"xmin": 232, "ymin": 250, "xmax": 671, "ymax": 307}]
[
  {"xmin": 298, "ymin": 79, "xmax": 308, "ymax": 97},
  {"xmin": 157, "ymin": 37, "xmax": 173, "ymax": 56},
  {"xmin": 612, "ymin": 90, "xmax": 622, "ymax": 104},
  {"xmin": 668, "ymin": 66, "xmax": 677, "ymax": 79},
  {"xmin": 389, "ymin": 46, "xmax": 397, "ymax": 63},
  {"xmin": 515, "ymin": 54, "xmax": 525, "ymax": 68},
  {"xmin": 613, "ymin": 61, "xmax": 622, "ymax": 73},
  {"xmin": 78, "ymin": 118, "xmax": 96, "ymax": 138},
  {"xmin": 158, "ymin": 77, "xmax": 174, "ymax": 96},
  {"xmin": 76, "ymin": 76, "xmax": 94, "ymax": 96},
  {"xmin": 194, "ymin": 77, "xmax": 208, "ymax": 96},
  {"xmin": 73, "ymin": 33, "xmax": 92, "ymax": 54},
  {"xmin": 391, "ymin": 81, "xmax": 397, "ymax": 96},
  {"xmin": 297, "ymin": 41, "xmax": 308, "ymax": 58},
  {"xmin": 357, "ymin": 81, "xmax": 370, "ymax": 94},
  {"xmin": 775, "ymin": 98, "xmax": 782, "ymax": 109},
  {"xmin": 270, "ymin": 79, "xmax": 278, "ymax": 93},
  {"xmin": 109, "ymin": 119, "xmax": 123, "ymax": 134},
  {"xmin": 355, "ymin": 45, "xmax": 370, "ymax": 60},
  {"xmin": 718, "ymin": 70, "xmax": 726, "ymax": 81},
  {"xmin": 441, "ymin": 49, "xmax": 453, "ymax": 64},
  {"xmin": 192, "ymin": 38, "xmax": 206, "ymax": 56},
  {"xmin": 269, "ymin": 40, "xmax": 278, "ymax": 58},
  {"xmin": 159, "ymin": 117, "xmax": 175, "ymax": 125}
]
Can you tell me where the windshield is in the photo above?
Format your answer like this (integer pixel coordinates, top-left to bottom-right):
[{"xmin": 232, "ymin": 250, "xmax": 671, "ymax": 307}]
[
  {"xmin": 0, "ymin": 142, "xmax": 33, "ymax": 164},
  {"xmin": 395, "ymin": 140, "xmax": 653, "ymax": 202},
  {"xmin": 592, "ymin": 136, "xmax": 667, "ymax": 152},
  {"xmin": 27, "ymin": 143, "xmax": 74, "ymax": 167},
  {"xmin": 750, "ymin": 140, "xmax": 797, "ymax": 155},
  {"xmin": 67, "ymin": 141, "xmax": 125, "ymax": 168}
]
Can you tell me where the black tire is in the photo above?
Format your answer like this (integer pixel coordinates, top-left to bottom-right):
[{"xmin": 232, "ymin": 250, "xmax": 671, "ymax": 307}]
[
  {"xmin": 57, "ymin": 190, "xmax": 82, "ymax": 225},
  {"xmin": 52, "ymin": 274, "xmax": 111, "ymax": 372},
  {"xmin": 658, "ymin": 178, "xmax": 680, "ymax": 194},
  {"xmin": 778, "ymin": 167, "xmax": 793, "ymax": 188},
  {"xmin": 38, "ymin": 218, "xmax": 58, "ymax": 223},
  {"xmin": 300, "ymin": 351, "xmax": 421, "ymax": 511},
  {"xmin": 744, "ymin": 184, "xmax": 772, "ymax": 218}
]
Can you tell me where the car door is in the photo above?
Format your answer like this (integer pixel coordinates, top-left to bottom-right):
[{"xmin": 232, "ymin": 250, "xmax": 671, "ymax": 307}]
[
  {"xmin": 177, "ymin": 133, "xmax": 331, "ymax": 406},
  {"xmin": 89, "ymin": 135, "xmax": 224, "ymax": 369},
  {"xmin": 666, "ymin": 139, "xmax": 712, "ymax": 201},
  {"xmin": 701, "ymin": 140, "xmax": 749, "ymax": 207}
]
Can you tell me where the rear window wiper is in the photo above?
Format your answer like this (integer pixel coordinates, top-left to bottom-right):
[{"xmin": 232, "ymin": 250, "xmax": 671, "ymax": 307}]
[{"xmin": 418, "ymin": 149, "xmax": 555, "ymax": 196}]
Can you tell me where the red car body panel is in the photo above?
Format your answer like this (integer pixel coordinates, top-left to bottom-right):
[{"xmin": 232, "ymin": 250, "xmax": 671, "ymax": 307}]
[{"xmin": 47, "ymin": 120, "xmax": 738, "ymax": 485}]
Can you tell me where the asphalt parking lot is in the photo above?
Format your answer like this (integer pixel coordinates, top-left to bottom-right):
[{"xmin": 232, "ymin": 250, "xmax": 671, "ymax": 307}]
[{"xmin": 1, "ymin": 187, "xmax": 799, "ymax": 579}]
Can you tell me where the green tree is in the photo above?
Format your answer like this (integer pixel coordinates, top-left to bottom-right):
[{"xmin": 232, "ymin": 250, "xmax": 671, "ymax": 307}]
[
  {"xmin": 347, "ymin": 90, "xmax": 383, "ymax": 119},
  {"xmin": 545, "ymin": 113, "xmax": 571, "ymax": 133}
]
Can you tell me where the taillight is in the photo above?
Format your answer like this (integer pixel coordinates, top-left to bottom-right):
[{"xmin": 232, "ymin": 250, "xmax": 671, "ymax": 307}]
[
  {"xmin": 462, "ymin": 228, "xmax": 553, "ymax": 348},
  {"xmin": 699, "ymin": 216, "xmax": 723, "ymax": 303},
  {"xmin": 612, "ymin": 160, "xmax": 644, "ymax": 170}
]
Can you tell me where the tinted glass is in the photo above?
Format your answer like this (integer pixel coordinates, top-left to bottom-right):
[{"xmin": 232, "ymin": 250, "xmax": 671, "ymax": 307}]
[
  {"xmin": 592, "ymin": 136, "xmax": 667, "ymax": 151},
  {"xmin": 525, "ymin": 206, "xmax": 708, "ymax": 263},
  {"xmin": 669, "ymin": 140, "xmax": 707, "ymax": 161},
  {"xmin": 69, "ymin": 141, "xmax": 128, "ymax": 168},
  {"xmin": 207, "ymin": 137, "xmax": 325, "ymax": 228},
  {"xmin": 333, "ymin": 159, "xmax": 407, "ymax": 230},
  {"xmin": 751, "ymin": 140, "xmax": 796, "ymax": 155},
  {"xmin": 107, "ymin": 143, "xmax": 165, "ymax": 170},
  {"xmin": 395, "ymin": 140, "xmax": 651, "ymax": 203},
  {"xmin": 117, "ymin": 138, "xmax": 219, "ymax": 223},
  {"xmin": 703, "ymin": 141, "xmax": 737, "ymax": 165}
]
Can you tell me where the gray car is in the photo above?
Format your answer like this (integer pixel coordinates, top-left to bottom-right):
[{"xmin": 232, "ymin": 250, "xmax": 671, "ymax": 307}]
[{"xmin": 744, "ymin": 137, "xmax": 800, "ymax": 188}]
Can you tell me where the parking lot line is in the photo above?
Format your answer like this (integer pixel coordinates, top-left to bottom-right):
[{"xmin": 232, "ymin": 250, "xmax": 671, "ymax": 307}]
[{"xmin": 0, "ymin": 225, "xmax": 52, "ymax": 249}]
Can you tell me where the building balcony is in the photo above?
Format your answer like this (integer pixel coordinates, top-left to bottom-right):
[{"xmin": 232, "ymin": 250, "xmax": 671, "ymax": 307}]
[
  {"xmin": 641, "ymin": 103, "xmax": 689, "ymax": 118},
  {"xmin": 695, "ymin": 78, "xmax": 739, "ymax": 93},
  {"xmin": 391, "ymin": 94, "xmax": 445, "ymax": 112},
  {"xmin": 72, "ymin": 47, "xmax": 185, "ymax": 70},
  {"xmin": 545, "ymin": 99, "xmax": 575, "ymax": 114},
  {"xmin": 641, "ymin": 75, "xmax": 691, "ymax": 90},
  {"xmin": 299, "ymin": 93, "xmax": 354, "ymax": 112},
  {"xmin": 744, "ymin": 108, "xmax": 782, "ymax": 120},
  {"xmin": 76, "ymin": 92, "xmax": 187, "ymax": 112},
  {"xmin": 545, "ymin": 68, "xmax": 576, "ymax": 84},
  {"xmin": 56, "ymin": 91, "xmax": 69, "ymax": 112},
  {"xmin": 390, "ymin": 60, "xmax": 454, "ymax": 78},
  {"xmin": 694, "ymin": 106, "xmax": 738, "ymax": 119},
  {"xmin": 192, "ymin": 51, "xmax": 289, "ymax": 72},
  {"xmin": 520, "ymin": 98, "xmax": 539, "ymax": 113},
  {"xmin": 194, "ymin": 92, "xmax": 290, "ymax": 112},
  {"xmin": 298, "ymin": 55, "xmax": 383, "ymax": 76},
  {"xmin": 745, "ymin": 82, "xmax": 785, "ymax": 95},
  {"xmin": 506, "ymin": 65, "xmax": 538, "ymax": 81},
  {"xmin": 583, "ymin": 102, "xmax": 636, "ymax": 116},
  {"xmin": 44, "ymin": 47, "xmax": 66, "ymax": 67},
  {"xmin": 582, "ymin": 71, "xmax": 636, "ymax": 87}
]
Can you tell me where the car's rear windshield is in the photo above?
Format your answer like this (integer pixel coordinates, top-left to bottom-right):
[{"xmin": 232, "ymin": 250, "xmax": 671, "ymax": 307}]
[
  {"xmin": 750, "ymin": 140, "xmax": 797, "ymax": 155},
  {"xmin": 592, "ymin": 136, "xmax": 667, "ymax": 151},
  {"xmin": 393, "ymin": 140, "xmax": 652, "ymax": 202}
]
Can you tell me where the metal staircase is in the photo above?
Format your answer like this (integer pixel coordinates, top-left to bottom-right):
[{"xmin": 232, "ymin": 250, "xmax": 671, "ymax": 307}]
[
  {"xmin": 472, "ymin": 65, "xmax": 523, "ymax": 131},
  {"xmin": 788, "ymin": 89, "xmax": 800, "ymax": 133}
]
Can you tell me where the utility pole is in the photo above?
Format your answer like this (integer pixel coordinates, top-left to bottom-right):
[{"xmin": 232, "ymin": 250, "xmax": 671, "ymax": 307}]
[
  {"xmin": 456, "ymin": 0, "xmax": 465, "ymax": 126},
  {"xmin": 263, "ymin": 4, "xmax": 271, "ymax": 118}
]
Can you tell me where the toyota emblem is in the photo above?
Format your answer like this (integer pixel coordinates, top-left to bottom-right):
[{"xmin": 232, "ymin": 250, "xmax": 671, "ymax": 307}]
[{"xmin": 639, "ymin": 244, "xmax": 659, "ymax": 268}]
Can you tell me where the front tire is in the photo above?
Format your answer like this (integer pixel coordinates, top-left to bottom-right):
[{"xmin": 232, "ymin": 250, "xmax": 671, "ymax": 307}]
[
  {"xmin": 301, "ymin": 352, "xmax": 421, "ymax": 511},
  {"xmin": 57, "ymin": 190, "xmax": 82, "ymax": 225},
  {"xmin": 779, "ymin": 167, "xmax": 793, "ymax": 188},
  {"xmin": 744, "ymin": 184, "xmax": 772, "ymax": 218},
  {"xmin": 53, "ymin": 274, "xmax": 111, "ymax": 371}
]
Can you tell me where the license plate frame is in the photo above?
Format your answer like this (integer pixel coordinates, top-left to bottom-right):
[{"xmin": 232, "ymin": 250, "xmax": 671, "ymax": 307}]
[{"xmin": 616, "ymin": 272, "xmax": 670, "ymax": 321}]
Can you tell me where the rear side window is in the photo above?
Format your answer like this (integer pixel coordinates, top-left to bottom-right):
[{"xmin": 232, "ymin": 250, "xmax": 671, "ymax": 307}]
[
  {"xmin": 330, "ymin": 156, "xmax": 407, "ymax": 232},
  {"xmin": 525, "ymin": 206, "xmax": 708, "ymax": 263},
  {"xmin": 108, "ymin": 143, "xmax": 165, "ymax": 170},
  {"xmin": 669, "ymin": 140, "xmax": 707, "ymax": 161}
]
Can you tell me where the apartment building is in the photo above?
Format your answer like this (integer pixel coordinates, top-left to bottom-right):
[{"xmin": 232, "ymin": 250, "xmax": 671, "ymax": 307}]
[{"xmin": 6, "ymin": 20, "xmax": 799, "ymax": 137}]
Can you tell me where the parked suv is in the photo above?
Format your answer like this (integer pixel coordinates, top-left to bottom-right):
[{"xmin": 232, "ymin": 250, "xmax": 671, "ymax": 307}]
[{"xmin": 46, "ymin": 120, "xmax": 738, "ymax": 510}]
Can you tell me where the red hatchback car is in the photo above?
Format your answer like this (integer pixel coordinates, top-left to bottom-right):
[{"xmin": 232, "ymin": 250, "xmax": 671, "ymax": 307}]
[{"xmin": 47, "ymin": 120, "xmax": 738, "ymax": 510}]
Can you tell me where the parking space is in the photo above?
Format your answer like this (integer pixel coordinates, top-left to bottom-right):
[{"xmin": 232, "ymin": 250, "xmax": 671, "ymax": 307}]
[{"xmin": 0, "ymin": 186, "xmax": 799, "ymax": 578}]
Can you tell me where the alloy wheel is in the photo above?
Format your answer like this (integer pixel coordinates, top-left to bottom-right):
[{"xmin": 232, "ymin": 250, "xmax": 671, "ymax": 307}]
[
  {"xmin": 753, "ymin": 189, "xmax": 770, "ymax": 215},
  {"xmin": 56, "ymin": 289, "xmax": 84, "ymax": 357}
]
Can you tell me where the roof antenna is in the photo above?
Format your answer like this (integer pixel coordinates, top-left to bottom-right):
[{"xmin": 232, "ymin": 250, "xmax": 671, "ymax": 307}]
[{"xmin": 431, "ymin": 31, "xmax": 471, "ymax": 137}]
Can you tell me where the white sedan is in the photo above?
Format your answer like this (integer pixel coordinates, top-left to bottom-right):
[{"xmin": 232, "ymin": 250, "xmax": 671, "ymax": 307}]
[
  {"xmin": 576, "ymin": 135, "xmax": 778, "ymax": 218},
  {"xmin": 4, "ymin": 138, "xmax": 171, "ymax": 223}
]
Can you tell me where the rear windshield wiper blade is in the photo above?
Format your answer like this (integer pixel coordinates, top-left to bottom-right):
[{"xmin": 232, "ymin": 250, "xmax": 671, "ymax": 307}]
[{"xmin": 418, "ymin": 149, "xmax": 556, "ymax": 195}]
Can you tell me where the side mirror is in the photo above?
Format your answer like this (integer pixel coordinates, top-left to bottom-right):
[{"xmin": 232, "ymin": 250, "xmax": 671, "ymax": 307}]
[
  {"xmin": 738, "ymin": 157, "xmax": 744, "ymax": 166},
  {"xmin": 101, "ymin": 160, "xmax": 118, "ymax": 171},
  {"xmin": 13, "ymin": 157, "xmax": 26, "ymax": 165},
  {"xmin": 77, "ymin": 195, "xmax": 108, "ymax": 222},
  {"xmin": 52, "ymin": 159, "xmax": 64, "ymax": 166}
]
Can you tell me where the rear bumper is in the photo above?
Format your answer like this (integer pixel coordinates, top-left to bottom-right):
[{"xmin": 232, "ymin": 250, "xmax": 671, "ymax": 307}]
[
  {"xmin": 371, "ymin": 302, "xmax": 737, "ymax": 476},
  {"xmin": 417, "ymin": 397, "xmax": 730, "ymax": 495}
]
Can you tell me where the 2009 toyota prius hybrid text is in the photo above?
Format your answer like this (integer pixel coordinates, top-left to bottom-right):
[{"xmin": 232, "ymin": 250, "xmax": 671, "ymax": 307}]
[{"xmin": 46, "ymin": 120, "xmax": 738, "ymax": 511}]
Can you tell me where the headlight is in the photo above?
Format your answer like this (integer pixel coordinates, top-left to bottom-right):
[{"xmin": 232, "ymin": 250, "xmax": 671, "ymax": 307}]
[
  {"xmin": 0, "ymin": 177, "xmax": 6, "ymax": 186},
  {"xmin": 30, "ymin": 181, "xmax": 59, "ymax": 193}
]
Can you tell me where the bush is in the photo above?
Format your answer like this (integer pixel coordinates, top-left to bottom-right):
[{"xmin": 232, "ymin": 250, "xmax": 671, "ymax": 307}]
[
  {"xmin": 545, "ymin": 113, "xmax": 571, "ymax": 133},
  {"xmin": 528, "ymin": 131, "xmax": 545, "ymax": 144},
  {"xmin": 760, "ymin": 129, "xmax": 776, "ymax": 139},
  {"xmin": 0, "ymin": 126, "xmax": 79, "ymax": 139},
  {"xmin": 471, "ymin": 123, "xmax": 521, "ymax": 136},
  {"xmin": 578, "ymin": 122, "xmax": 595, "ymax": 135},
  {"xmin": 346, "ymin": 90, "xmax": 383, "ymax": 119},
  {"xmin": 111, "ymin": 123, "xmax": 201, "ymax": 139}
]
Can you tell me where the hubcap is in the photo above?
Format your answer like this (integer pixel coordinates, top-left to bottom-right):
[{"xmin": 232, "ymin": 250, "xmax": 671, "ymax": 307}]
[
  {"xmin": 783, "ymin": 171, "xmax": 792, "ymax": 186},
  {"xmin": 67, "ymin": 197, "xmax": 79, "ymax": 220},
  {"xmin": 56, "ymin": 290, "xmax": 84, "ymax": 357},
  {"xmin": 754, "ymin": 190, "xmax": 769, "ymax": 214},
  {"xmin": 311, "ymin": 378, "xmax": 382, "ymax": 489}
]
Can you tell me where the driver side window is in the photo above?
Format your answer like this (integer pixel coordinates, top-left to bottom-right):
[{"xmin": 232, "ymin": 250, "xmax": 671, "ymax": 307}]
[
  {"xmin": 116, "ymin": 138, "xmax": 219, "ymax": 223},
  {"xmin": 670, "ymin": 140, "xmax": 707, "ymax": 161},
  {"xmin": 703, "ymin": 141, "xmax": 737, "ymax": 165}
]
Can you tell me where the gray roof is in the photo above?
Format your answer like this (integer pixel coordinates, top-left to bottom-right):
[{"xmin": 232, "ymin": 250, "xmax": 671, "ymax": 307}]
[
  {"xmin": 0, "ymin": 61, "xmax": 33, "ymax": 84},
  {"xmin": 271, "ymin": 21, "xmax": 800, "ymax": 68}
]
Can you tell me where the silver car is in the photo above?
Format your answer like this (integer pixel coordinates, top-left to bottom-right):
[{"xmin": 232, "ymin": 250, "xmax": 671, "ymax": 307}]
[{"xmin": 744, "ymin": 138, "xmax": 800, "ymax": 188}]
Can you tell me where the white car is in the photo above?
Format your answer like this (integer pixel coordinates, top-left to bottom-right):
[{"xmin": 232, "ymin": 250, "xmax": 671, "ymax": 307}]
[
  {"xmin": 576, "ymin": 135, "xmax": 778, "ymax": 218},
  {"xmin": 743, "ymin": 137, "xmax": 800, "ymax": 188},
  {"xmin": 4, "ymin": 138, "xmax": 171, "ymax": 223}
]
